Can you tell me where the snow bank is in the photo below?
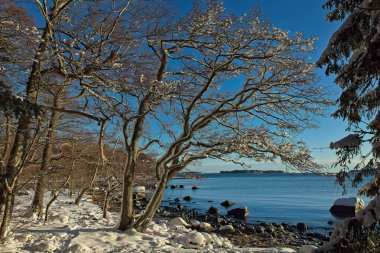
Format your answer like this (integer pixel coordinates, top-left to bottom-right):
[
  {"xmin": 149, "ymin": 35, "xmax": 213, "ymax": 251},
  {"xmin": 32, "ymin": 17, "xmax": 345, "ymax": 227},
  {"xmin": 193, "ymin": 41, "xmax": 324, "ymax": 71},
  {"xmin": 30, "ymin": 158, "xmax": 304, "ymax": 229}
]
[{"xmin": 2, "ymin": 193, "xmax": 297, "ymax": 253}]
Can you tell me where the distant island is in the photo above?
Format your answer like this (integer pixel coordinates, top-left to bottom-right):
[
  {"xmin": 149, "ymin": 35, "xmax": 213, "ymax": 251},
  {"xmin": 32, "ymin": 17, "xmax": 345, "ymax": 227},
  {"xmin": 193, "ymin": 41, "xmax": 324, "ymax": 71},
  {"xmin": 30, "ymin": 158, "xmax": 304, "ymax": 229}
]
[
  {"xmin": 220, "ymin": 170, "xmax": 285, "ymax": 174},
  {"xmin": 174, "ymin": 171, "xmax": 202, "ymax": 179}
]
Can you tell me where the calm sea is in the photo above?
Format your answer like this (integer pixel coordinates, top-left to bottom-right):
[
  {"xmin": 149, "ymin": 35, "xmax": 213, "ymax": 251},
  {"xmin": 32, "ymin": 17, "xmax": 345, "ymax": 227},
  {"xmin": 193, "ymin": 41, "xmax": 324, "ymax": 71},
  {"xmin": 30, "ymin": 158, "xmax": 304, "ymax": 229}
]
[{"xmin": 163, "ymin": 173, "xmax": 371, "ymax": 232}]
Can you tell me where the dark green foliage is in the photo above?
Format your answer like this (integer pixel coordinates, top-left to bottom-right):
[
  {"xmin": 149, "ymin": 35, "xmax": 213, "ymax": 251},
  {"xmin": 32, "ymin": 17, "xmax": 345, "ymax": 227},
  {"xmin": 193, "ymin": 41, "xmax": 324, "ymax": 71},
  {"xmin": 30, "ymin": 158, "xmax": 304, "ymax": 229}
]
[
  {"xmin": 326, "ymin": 220, "xmax": 380, "ymax": 253},
  {"xmin": 318, "ymin": 0, "xmax": 380, "ymax": 197}
]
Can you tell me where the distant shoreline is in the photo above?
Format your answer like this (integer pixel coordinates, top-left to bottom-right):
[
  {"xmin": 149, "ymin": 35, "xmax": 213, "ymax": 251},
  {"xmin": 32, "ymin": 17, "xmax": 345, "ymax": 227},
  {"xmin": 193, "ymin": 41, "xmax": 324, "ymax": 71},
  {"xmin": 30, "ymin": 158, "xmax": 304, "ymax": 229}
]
[{"xmin": 220, "ymin": 169, "xmax": 285, "ymax": 174}]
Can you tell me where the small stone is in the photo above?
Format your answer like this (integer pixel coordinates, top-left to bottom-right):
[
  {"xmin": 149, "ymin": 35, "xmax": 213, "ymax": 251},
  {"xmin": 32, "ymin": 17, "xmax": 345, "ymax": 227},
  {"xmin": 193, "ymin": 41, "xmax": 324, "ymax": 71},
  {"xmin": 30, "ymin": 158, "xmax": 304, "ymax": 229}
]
[
  {"xmin": 220, "ymin": 200, "xmax": 234, "ymax": 207},
  {"xmin": 34, "ymin": 242, "xmax": 55, "ymax": 252},
  {"xmin": 297, "ymin": 223, "xmax": 308, "ymax": 232},
  {"xmin": 276, "ymin": 224, "xmax": 285, "ymax": 232},
  {"xmin": 265, "ymin": 225, "xmax": 276, "ymax": 233},
  {"xmin": 255, "ymin": 225, "xmax": 265, "ymax": 234},
  {"xmin": 220, "ymin": 224, "xmax": 235, "ymax": 233},
  {"xmin": 190, "ymin": 219, "xmax": 201, "ymax": 228},
  {"xmin": 168, "ymin": 217, "xmax": 189, "ymax": 229},
  {"xmin": 185, "ymin": 232, "xmax": 206, "ymax": 248},
  {"xmin": 200, "ymin": 222, "xmax": 214, "ymax": 232},
  {"xmin": 183, "ymin": 196, "xmax": 192, "ymax": 201},
  {"xmin": 192, "ymin": 186, "xmax": 199, "ymax": 190},
  {"xmin": 207, "ymin": 206, "xmax": 219, "ymax": 215}
]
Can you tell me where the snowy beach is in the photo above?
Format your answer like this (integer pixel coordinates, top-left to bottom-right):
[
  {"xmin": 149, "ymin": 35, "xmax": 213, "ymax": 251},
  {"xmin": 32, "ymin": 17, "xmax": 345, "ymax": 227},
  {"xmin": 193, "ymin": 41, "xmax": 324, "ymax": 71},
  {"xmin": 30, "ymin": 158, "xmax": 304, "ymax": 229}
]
[{"xmin": 1, "ymin": 192, "xmax": 299, "ymax": 253}]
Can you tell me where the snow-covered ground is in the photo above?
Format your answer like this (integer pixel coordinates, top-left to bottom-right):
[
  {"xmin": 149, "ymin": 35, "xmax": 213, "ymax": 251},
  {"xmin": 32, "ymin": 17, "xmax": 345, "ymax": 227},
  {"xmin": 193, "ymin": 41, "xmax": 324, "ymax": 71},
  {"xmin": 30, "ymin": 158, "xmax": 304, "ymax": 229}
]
[{"xmin": 1, "ymin": 192, "xmax": 297, "ymax": 253}]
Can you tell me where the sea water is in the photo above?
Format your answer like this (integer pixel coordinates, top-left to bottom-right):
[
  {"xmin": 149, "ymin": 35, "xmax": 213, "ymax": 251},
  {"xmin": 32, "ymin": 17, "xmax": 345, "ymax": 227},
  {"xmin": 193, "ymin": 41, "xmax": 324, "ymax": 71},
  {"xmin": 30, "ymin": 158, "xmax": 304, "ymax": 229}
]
[{"xmin": 163, "ymin": 173, "xmax": 371, "ymax": 232}]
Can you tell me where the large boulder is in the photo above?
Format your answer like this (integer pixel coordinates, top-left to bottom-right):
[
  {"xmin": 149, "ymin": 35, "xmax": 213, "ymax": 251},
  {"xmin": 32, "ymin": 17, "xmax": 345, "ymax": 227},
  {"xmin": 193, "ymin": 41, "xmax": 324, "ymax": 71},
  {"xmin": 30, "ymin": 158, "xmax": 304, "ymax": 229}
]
[
  {"xmin": 227, "ymin": 207, "xmax": 249, "ymax": 219},
  {"xmin": 330, "ymin": 197, "xmax": 365, "ymax": 217},
  {"xmin": 220, "ymin": 200, "xmax": 235, "ymax": 207}
]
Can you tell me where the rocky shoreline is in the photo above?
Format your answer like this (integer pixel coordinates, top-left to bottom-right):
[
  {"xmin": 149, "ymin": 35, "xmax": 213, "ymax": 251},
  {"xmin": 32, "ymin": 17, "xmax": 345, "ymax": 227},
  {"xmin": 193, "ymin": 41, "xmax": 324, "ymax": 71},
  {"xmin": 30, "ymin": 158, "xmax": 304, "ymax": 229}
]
[
  {"xmin": 156, "ymin": 204, "xmax": 329, "ymax": 250},
  {"xmin": 94, "ymin": 190, "xmax": 330, "ymax": 250}
]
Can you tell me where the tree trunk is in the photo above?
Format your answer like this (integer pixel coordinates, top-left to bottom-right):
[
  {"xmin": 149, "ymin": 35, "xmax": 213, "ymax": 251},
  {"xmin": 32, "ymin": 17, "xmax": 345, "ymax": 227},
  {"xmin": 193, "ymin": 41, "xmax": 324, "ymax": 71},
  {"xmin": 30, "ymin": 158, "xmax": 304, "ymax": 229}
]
[
  {"xmin": 44, "ymin": 169, "xmax": 72, "ymax": 222},
  {"xmin": 102, "ymin": 190, "xmax": 110, "ymax": 219},
  {"xmin": 118, "ymin": 166, "xmax": 135, "ymax": 230},
  {"xmin": 74, "ymin": 187, "xmax": 89, "ymax": 206},
  {"xmin": 75, "ymin": 164, "xmax": 99, "ymax": 205},
  {"xmin": 133, "ymin": 170, "xmax": 170, "ymax": 232},
  {"xmin": 2, "ymin": 116, "xmax": 13, "ymax": 161},
  {"xmin": 44, "ymin": 192, "xmax": 57, "ymax": 222},
  {"xmin": 0, "ymin": 190, "xmax": 13, "ymax": 241},
  {"xmin": 31, "ymin": 100, "xmax": 59, "ymax": 217}
]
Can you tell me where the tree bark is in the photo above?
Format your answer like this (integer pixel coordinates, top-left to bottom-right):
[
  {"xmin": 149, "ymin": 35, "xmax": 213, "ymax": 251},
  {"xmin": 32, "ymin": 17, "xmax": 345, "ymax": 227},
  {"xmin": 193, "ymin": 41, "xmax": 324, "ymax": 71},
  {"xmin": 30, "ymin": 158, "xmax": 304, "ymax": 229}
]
[
  {"xmin": 133, "ymin": 170, "xmax": 171, "ymax": 232},
  {"xmin": 0, "ymin": 189, "xmax": 12, "ymax": 241},
  {"xmin": 118, "ymin": 160, "xmax": 135, "ymax": 230},
  {"xmin": 31, "ymin": 99, "xmax": 60, "ymax": 217},
  {"xmin": 2, "ymin": 116, "xmax": 13, "ymax": 162},
  {"xmin": 102, "ymin": 190, "xmax": 110, "ymax": 219},
  {"xmin": 44, "ymin": 192, "xmax": 57, "ymax": 222}
]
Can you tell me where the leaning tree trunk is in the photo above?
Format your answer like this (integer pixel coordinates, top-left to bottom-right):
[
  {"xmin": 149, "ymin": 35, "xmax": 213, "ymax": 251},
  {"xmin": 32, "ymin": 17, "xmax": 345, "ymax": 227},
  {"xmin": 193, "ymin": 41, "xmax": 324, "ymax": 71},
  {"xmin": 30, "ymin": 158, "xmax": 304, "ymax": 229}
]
[
  {"xmin": 31, "ymin": 101, "xmax": 59, "ymax": 217},
  {"xmin": 133, "ymin": 170, "xmax": 172, "ymax": 232},
  {"xmin": 44, "ymin": 168, "xmax": 72, "ymax": 222},
  {"xmin": 118, "ymin": 161, "xmax": 135, "ymax": 230},
  {"xmin": 74, "ymin": 164, "xmax": 99, "ymax": 205}
]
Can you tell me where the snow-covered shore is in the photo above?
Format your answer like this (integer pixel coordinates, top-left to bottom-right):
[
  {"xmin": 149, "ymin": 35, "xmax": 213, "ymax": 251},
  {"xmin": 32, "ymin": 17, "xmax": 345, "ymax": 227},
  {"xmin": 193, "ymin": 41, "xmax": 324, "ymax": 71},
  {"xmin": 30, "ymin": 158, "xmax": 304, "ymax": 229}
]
[{"xmin": 1, "ymin": 192, "xmax": 297, "ymax": 253}]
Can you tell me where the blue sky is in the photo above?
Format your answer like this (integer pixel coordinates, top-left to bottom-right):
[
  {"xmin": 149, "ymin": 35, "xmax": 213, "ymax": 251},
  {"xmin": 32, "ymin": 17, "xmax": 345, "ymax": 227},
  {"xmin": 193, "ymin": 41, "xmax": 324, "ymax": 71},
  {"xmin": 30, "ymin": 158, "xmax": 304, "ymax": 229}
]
[{"xmin": 186, "ymin": 0, "xmax": 349, "ymax": 173}]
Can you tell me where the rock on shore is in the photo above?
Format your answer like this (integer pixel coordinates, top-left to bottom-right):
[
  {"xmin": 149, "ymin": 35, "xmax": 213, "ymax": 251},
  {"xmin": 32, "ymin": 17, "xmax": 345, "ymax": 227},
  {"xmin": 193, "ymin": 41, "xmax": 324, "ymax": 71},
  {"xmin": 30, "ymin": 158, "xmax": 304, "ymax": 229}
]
[
  {"xmin": 227, "ymin": 207, "xmax": 249, "ymax": 219},
  {"xmin": 329, "ymin": 197, "xmax": 364, "ymax": 217}
]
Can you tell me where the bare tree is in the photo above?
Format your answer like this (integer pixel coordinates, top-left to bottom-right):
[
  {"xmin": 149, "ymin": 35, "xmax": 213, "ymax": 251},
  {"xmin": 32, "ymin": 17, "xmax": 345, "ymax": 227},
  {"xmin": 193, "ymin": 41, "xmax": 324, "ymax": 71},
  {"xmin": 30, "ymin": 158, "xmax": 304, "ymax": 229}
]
[{"xmin": 81, "ymin": 1, "xmax": 330, "ymax": 231}]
